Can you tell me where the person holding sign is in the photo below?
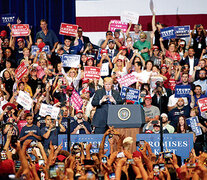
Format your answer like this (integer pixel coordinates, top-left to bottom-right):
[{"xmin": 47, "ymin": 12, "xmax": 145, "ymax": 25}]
[
  {"xmin": 126, "ymin": 22, "xmax": 142, "ymax": 43},
  {"xmin": 91, "ymin": 77, "xmax": 122, "ymax": 134}
]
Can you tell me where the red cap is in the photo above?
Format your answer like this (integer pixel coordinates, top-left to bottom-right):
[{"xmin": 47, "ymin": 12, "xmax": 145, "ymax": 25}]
[
  {"xmin": 153, "ymin": 45, "xmax": 159, "ymax": 50},
  {"xmin": 24, "ymin": 110, "xmax": 30, "ymax": 114},
  {"xmin": 38, "ymin": 42, "xmax": 46, "ymax": 52},
  {"xmin": 17, "ymin": 38, "xmax": 24, "ymax": 43},
  {"xmin": 161, "ymin": 64, "xmax": 168, "ymax": 68},
  {"xmin": 0, "ymin": 30, "xmax": 7, "ymax": 37},
  {"xmin": 86, "ymin": 57, "xmax": 94, "ymax": 61},
  {"xmin": 100, "ymin": 49, "xmax": 108, "ymax": 54},
  {"xmin": 132, "ymin": 150, "xmax": 142, "ymax": 158},
  {"xmin": 66, "ymin": 85, "xmax": 74, "ymax": 91},
  {"xmin": 0, "ymin": 159, "xmax": 15, "ymax": 174},
  {"xmin": 2, "ymin": 103, "xmax": 16, "ymax": 111},
  {"xmin": 145, "ymin": 95, "xmax": 152, "ymax": 100},
  {"xmin": 119, "ymin": 46, "xmax": 127, "ymax": 51},
  {"xmin": 145, "ymin": 130, "xmax": 153, "ymax": 133},
  {"xmin": 82, "ymin": 88, "xmax": 91, "ymax": 94},
  {"xmin": 54, "ymin": 99, "xmax": 59, "ymax": 104},
  {"xmin": 82, "ymin": 79, "xmax": 89, "ymax": 84},
  {"xmin": 76, "ymin": 110, "xmax": 83, "ymax": 114},
  {"xmin": 57, "ymin": 155, "xmax": 66, "ymax": 162},
  {"xmin": 126, "ymin": 100, "xmax": 134, "ymax": 104}
]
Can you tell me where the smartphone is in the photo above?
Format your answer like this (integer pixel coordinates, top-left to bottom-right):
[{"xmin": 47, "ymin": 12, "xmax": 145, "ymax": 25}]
[
  {"xmin": 101, "ymin": 157, "xmax": 107, "ymax": 163},
  {"xmin": 91, "ymin": 143, "xmax": 98, "ymax": 149},
  {"xmin": 164, "ymin": 152, "xmax": 172, "ymax": 159},
  {"xmin": 83, "ymin": 159, "xmax": 95, "ymax": 165},
  {"xmin": 159, "ymin": 163, "xmax": 165, "ymax": 171},
  {"xmin": 30, "ymin": 141, "xmax": 37, "ymax": 147},
  {"xmin": 15, "ymin": 160, "xmax": 21, "ymax": 172},
  {"xmin": 27, "ymin": 148, "xmax": 33, "ymax": 154},
  {"xmin": 152, "ymin": 120, "xmax": 158, "ymax": 125},
  {"xmin": 186, "ymin": 163, "xmax": 196, "ymax": 168},
  {"xmin": 29, "ymin": 153, "xmax": 36, "ymax": 162},
  {"xmin": 38, "ymin": 159, "xmax": 45, "ymax": 166},
  {"xmin": 83, "ymin": 142, "xmax": 87, "ymax": 150},
  {"xmin": 117, "ymin": 152, "xmax": 125, "ymax": 158},
  {"xmin": 37, "ymin": 85, "xmax": 41, "ymax": 89},
  {"xmin": 1, "ymin": 150, "xmax": 7, "ymax": 160},
  {"xmin": 109, "ymin": 173, "xmax": 116, "ymax": 179},
  {"xmin": 49, "ymin": 165, "xmax": 57, "ymax": 178},
  {"xmin": 153, "ymin": 164, "xmax": 159, "ymax": 176},
  {"xmin": 127, "ymin": 159, "xmax": 134, "ymax": 164},
  {"xmin": 7, "ymin": 106, "xmax": 13, "ymax": 111},
  {"xmin": 56, "ymin": 162, "xmax": 65, "ymax": 173}
]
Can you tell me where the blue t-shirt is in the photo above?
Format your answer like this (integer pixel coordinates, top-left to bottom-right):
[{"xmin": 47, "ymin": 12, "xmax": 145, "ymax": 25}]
[
  {"xmin": 61, "ymin": 117, "xmax": 75, "ymax": 134},
  {"xmin": 70, "ymin": 120, "xmax": 92, "ymax": 134},
  {"xmin": 19, "ymin": 125, "xmax": 41, "ymax": 141},
  {"xmin": 41, "ymin": 126, "xmax": 60, "ymax": 149}
]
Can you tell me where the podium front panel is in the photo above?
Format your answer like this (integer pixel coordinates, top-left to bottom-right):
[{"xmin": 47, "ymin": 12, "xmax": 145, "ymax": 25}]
[{"xmin": 107, "ymin": 104, "xmax": 145, "ymax": 128}]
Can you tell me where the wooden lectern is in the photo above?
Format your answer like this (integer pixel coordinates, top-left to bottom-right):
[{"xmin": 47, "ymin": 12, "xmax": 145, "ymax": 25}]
[{"xmin": 107, "ymin": 104, "xmax": 145, "ymax": 152}]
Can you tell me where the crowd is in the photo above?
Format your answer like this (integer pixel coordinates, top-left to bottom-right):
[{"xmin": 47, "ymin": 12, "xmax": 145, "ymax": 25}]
[{"xmin": 0, "ymin": 11, "xmax": 206, "ymax": 179}]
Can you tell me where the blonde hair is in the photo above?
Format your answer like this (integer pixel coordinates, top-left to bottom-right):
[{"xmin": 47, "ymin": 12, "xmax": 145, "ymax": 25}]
[
  {"xmin": 23, "ymin": 47, "xmax": 30, "ymax": 52},
  {"xmin": 113, "ymin": 60, "xmax": 124, "ymax": 72},
  {"xmin": 67, "ymin": 68, "xmax": 78, "ymax": 77},
  {"xmin": 104, "ymin": 77, "xmax": 113, "ymax": 83}
]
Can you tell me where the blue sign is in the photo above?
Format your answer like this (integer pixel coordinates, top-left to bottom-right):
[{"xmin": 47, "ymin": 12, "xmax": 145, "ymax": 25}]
[
  {"xmin": 136, "ymin": 133, "xmax": 193, "ymax": 162},
  {"xmin": 31, "ymin": 45, "xmax": 50, "ymax": 56},
  {"xmin": 58, "ymin": 134, "xmax": 110, "ymax": 156},
  {"xmin": 175, "ymin": 26, "xmax": 190, "ymax": 38},
  {"xmin": 175, "ymin": 85, "xmax": 191, "ymax": 98},
  {"xmin": 186, "ymin": 116, "xmax": 202, "ymax": 136},
  {"xmin": 160, "ymin": 27, "xmax": 176, "ymax": 40},
  {"xmin": 0, "ymin": 14, "xmax": 16, "ymax": 25},
  {"xmin": 120, "ymin": 86, "xmax": 139, "ymax": 102},
  {"xmin": 60, "ymin": 54, "xmax": 80, "ymax": 67}
]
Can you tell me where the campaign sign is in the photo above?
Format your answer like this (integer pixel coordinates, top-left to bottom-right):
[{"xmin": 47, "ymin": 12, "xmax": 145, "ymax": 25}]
[
  {"xmin": 61, "ymin": 54, "xmax": 80, "ymax": 68},
  {"xmin": 198, "ymin": 97, "xmax": 207, "ymax": 112},
  {"xmin": 15, "ymin": 62, "xmax": 28, "ymax": 81},
  {"xmin": 0, "ymin": 14, "xmax": 16, "ymax": 25},
  {"xmin": 117, "ymin": 73, "xmax": 137, "ymax": 87},
  {"xmin": 136, "ymin": 133, "xmax": 193, "ymax": 161},
  {"xmin": 59, "ymin": 23, "xmax": 78, "ymax": 37},
  {"xmin": 71, "ymin": 89, "xmax": 83, "ymax": 110},
  {"xmin": 58, "ymin": 134, "xmax": 110, "ymax": 156},
  {"xmin": 39, "ymin": 103, "xmax": 60, "ymax": 119},
  {"xmin": 175, "ymin": 85, "xmax": 191, "ymax": 98},
  {"xmin": 160, "ymin": 27, "xmax": 176, "ymax": 40},
  {"xmin": 31, "ymin": 45, "xmax": 50, "ymax": 56},
  {"xmin": 110, "ymin": 20, "xmax": 128, "ymax": 33},
  {"xmin": 84, "ymin": 66, "xmax": 101, "ymax": 79},
  {"xmin": 120, "ymin": 86, "xmax": 139, "ymax": 102},
  {"xmin": 100, "ymin": 62, "xmax": 109, "ymax": 76},
  {"xmin": 12, "ymin": 24, "xmax": 30, "ymax": 37},
  {"xmin": 121, "ymin": 11, "xmax": 139, "ymax": 24},
  {"xmin": 186, "ymin": 116, "xmax": 202, "ymax": 136},
  {"xmin": 174, "ymin": 26, "xmax": 190, "ymax": 38},
  {"xmin": 16, "ymin": 91, "xmax": 33, "ymax": 110}
]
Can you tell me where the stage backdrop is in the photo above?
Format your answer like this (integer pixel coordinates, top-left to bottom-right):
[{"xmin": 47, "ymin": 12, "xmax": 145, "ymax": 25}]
[{"xmin": 0, "ymin": 0, "xmax": 76, "ymax": 43}]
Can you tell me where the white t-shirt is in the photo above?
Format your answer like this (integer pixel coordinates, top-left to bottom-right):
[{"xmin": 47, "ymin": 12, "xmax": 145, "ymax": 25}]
[
  {"xmin": 167, "ymin": 94, "xmax": 188, "ymax": 107},
  {"xmin": 111, "ymin": 67, "xmax": 128, "ymax": 77},
  {"xmin": 131, "ymin": 71, "xmax": 144, "ymax": 83},
  {"xmin": 142, "ymin": 70, "xmax": 152, "ymax": 83}
]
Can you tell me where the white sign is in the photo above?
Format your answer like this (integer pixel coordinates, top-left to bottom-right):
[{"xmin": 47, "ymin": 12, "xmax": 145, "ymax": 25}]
[
  {"xmin": 121, "ymin": 11, "xmax": 139, "ymax": 24},
  {"xmin": 150, "ymin": 0, "xmax": 155, "ymax": 14},
  {"xmin": 100, "ymin": 62, "xmax": 109, "ymax": 76},
  {"xmin": 61, "ymin": 54, "xmax": 80, "ymax": 68},
  {"xmin": 39, "ymin": 103, "xmax": 60, "ymax": 119},
  {"xmin": 16, "ymin": 91, "xmax": 33, "ymax": 110}
]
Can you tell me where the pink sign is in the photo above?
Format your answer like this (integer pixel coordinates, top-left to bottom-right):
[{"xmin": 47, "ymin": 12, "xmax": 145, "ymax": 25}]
[
  {"xmin": 117, "ymin": 73, "xmax": 137, "ymax": 87},
  {"xmin": 198, "ymin": 98, "xmax": 207, "ymax": 112},
  {"xmin": 59, "ymin": 23, "xmax": 78, "ymax": 37},
  {"xmin": 15, "ymin": 62, "xmax": 28, "ymax": 81},
  {"xmin": 12, "ymin": 24, "xmax": 29, "ymax": 37},
  {"xmin": 84, "ymin": 66, "xmax": 101, "ymax": 79},
  {"xmin": 71, "ymin": 90, "xmax": 83, "ymax": 110},
  {"xmin": 110, "ymin": 20, "xmax": 128, "ymax": 33}
]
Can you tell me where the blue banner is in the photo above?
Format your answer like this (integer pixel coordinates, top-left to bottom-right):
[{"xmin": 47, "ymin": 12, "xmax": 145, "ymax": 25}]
[
  {"xmin": 31, "ymin": 45, "xmax": 50, "ymax": 56},
  {"xmin": 174, "ymin": 26, "xmax": 190, "ymax": 38},
  {"xmin": 186, "ymin": 116, "xmax": 202, "ymax": 136},
  {"xmin": 58, "ymin": 134, "xmax": 110, "ymax": 156},
  {"xmin": 120, "ymin": 86, "xmax": 139, "ymax": 102},
  {"xmin": 60, "ymin": 54, "xmax": 80, "ymax": 68},
  {"xmin": 160, "ymin": 27, "xmax": 176, "ymax": 40},
  {"xmin": 136, "ymin": 133, "xmax": 193, "ymax": 161},
  {"xmin": 0, "ymin": 14, "xmax": 16, "ymax": 25},
  {"xmin": 175, "ymin": 85, "xmax": 191, "ymax": 98}
]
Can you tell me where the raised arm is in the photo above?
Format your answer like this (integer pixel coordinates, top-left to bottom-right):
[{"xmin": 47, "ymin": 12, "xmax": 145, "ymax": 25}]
[
  {"xmin": 152, "ymin": 13, "xmax": 157, "ymax": 33},
  {"xmin": 126, "ymin": 22, "xmax": 132, "ymax": 38}
]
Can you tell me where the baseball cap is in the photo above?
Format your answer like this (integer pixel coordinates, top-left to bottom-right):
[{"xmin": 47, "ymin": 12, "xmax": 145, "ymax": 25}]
[
  {"xmin": 86, "ymin": 57, "xmax": 94, "ymax": 61},
  {"xmin": 108, "ymin": 39, "xmax": 115, "ymax": 44},
  {"xmin": 66, "ymin": 85, "xmax": 74, "ymax": 91},
  {"xmin": 180, "ymin": 41, "xmax": 185, "ymax": 45},
  {"xmin": 82, "ymin": 79, "xmax": 89, "ymax": 84},
  {"xmin": 145, "ymin": 95, "xmax": 152, "ymax": 100},
  {"xmin": 161, "ymin": 113, "xmax": 168, "ymax": 118},
  {"xmin": 2, "ymin": 103, "xmax": 16, "ymax": 111},
  {"xmin": 76, "ymin": 110, "xmax": 83, "ymax": 114},
  {"xmin": 0, "ymin": 30, "xmax": 7, "ymax": 37},
  {"xmin": 161, "ymin": 64, "xmax": 168, "ymax": 68},
  {"xmin": 153, "ymin": 45, "xmax": 159, "ymax": 50},
  {"xmin": 101, "ymin": 49, "xmax": 108, "ymax": 54},
  {"xmin": 17, "ymin": 38, "xmax": 24, "ymax": 43},
  {"xmin": 119, "ymin": 46, "xmax": 127, "ymax": 51},
  {"xmin": 82, "ymin": 88, "xmax": 91, "ymax": 94}
]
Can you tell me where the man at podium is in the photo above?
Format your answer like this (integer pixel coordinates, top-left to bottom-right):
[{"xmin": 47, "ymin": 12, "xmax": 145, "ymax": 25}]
[{"xmin": 91, "ymin": 77, "xmax": 123, "ymax": 134}]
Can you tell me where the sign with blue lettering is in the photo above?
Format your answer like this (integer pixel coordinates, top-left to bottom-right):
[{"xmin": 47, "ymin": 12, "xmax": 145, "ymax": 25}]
[
  {"xmin": 0, "ymin": 14, "xmax": 16, "ymax": 25},
  {"xmin": 120, "ymin": 86, "xmax": 139, "ymax": 102},
  {"xmin": 136, "ymin": 133, "xmax": 193, "ymax": 161},
  {"xmin": 31, "ymin": 45, "xmax": 50, "ymax": 56},
  {"xmin": 175, "ymin": 85, "xmax": 191, "ymax": 98},
  {"xmin": 174, "ymin": 26, "xmax": 190, "ymax": 38},
  {"xmin": 61, "ymin": 54, "xmax": 80, "ymax": 68},
  {"xmin": 160, "ymin": 27, "xmax": 176, "ymax": 40},
  {"xmin": 58, "ymin": 134, "xmax": 110, "ymax": 156},
  {"xmin": 186, "ymin": 116, "xmax": 202, "ymax": 136}
]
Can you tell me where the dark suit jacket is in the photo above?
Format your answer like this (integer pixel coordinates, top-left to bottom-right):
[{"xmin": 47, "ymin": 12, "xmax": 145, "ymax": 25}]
[
  {"xmin": 91, "ymin": 88, "xmax": 123, "ymax": 127},
  {"xmin": 180, "ymin": 56, "xmax": 199, "ymax": 67},
  {"xmin": 82, "ymin": 36, "xmax": 90, "ymax": 48}
]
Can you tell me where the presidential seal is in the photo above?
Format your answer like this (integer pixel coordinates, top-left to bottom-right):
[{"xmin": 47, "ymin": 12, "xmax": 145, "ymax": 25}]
[{"xmin": 118, "ymin": 107, "xmax": 131, "ymax": 121}]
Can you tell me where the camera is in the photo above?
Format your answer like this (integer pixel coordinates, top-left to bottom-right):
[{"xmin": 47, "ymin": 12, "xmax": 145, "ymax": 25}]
[{"xmin": 30, "ymin": 141, "xmax": 37, "ymax": 147}]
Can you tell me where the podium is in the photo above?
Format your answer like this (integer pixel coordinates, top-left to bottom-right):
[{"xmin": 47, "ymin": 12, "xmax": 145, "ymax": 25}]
[{"xmin": 107, "ymin": 104, "xmax": 145, "ymax": 152}]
